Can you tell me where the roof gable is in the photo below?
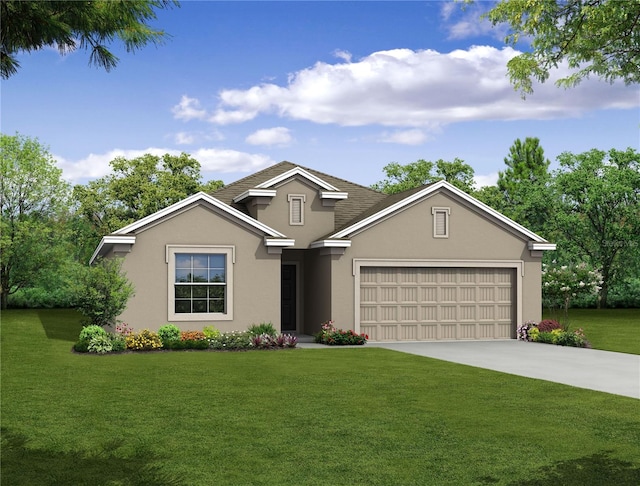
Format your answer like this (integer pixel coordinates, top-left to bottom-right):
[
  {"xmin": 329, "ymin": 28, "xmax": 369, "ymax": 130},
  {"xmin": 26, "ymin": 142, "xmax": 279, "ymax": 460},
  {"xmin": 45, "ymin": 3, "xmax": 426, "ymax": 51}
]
[
  {"xmin": 212, "ymin": 161, "xmax": 387, "ymax": 230},
  {"xmin": 114, "ymin": 192, "xmax": 286, "ymax": 238},
  {"xmin": 329, "ymin": 180, "xmax": 553, "ymax": 244}
]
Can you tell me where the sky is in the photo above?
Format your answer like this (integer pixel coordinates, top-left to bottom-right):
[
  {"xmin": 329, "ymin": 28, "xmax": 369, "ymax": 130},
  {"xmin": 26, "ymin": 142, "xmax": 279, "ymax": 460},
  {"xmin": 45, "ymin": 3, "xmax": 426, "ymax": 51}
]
[{"xmin": 2, "ymin": 1, "xmax": 639, "ymax": 189}]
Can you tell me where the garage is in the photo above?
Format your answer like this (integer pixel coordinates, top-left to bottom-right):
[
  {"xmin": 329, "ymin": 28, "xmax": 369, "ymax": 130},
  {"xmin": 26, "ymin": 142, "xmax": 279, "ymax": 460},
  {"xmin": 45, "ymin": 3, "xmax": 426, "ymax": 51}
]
[{"xmin": 358, "ymin": 266, "xmax": 516, "ymax": 341}]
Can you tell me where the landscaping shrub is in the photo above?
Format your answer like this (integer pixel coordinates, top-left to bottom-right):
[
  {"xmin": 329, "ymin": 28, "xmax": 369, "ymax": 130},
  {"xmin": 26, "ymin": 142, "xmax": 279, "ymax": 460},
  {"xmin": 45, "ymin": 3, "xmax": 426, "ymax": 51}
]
[
  {"xmin": 109, "ymin": 333, "xmax": 127, "ymax": 352},
  {"xmin": 163, "ymin": 339, "xmax": 209, "ymax": 350},
  {"xmin": 181, "ymin": 330, "xmax": 206, "ymax": 341},
  {"xmin": 78, "ymin": 325, "xmax": 107, "ymax": 342},
  {"xmin": 87, "ymin": 334, "xmax": 113, "ymax": 354},
  {"xmin": 516, "ymin": 320, "xmax": 537, "ymax": 341},
  {"xmin": 248, "ymin": 322, "xmax": 277, "ymax": 337},
  {"xmin": 249, "ymin": 333, "xmax": 298, "ymax": 349},
  {"xmin": 126, "ymin": 330, "xmax": 163, "ymax": 351},
  {"xmin": 314, "ymin": 320, "xmax": 367, "ymax": 346},
  {"xmin": 158, "ymin": 324, "xmax": 181, "ymax": 345},
  {"xmin": 73, "ymin": 338, "xmax": 90, "ymax": 353},
  {"xmin": 537, "ymin": 319, "xmax": 563, "ymax": 332},
  {"xmin": 72, "ymin": 257, "xmax": 135, "ymax": 327},
  {"xmin": 208, "ymin": 331, "xmax": 251, "ymax": 350},
  {"xmin": 536, "ymin": 331, "xmax": 556, "ymax": 344},
  {"xmin": 202, "ymin": 325, "xmax": 221, "ymax": 339}
]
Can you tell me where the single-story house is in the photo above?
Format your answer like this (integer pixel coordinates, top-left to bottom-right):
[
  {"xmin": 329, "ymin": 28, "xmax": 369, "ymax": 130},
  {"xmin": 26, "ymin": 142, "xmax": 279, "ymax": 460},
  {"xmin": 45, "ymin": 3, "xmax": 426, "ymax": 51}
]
[{"xmin": 91, "ymin": 161, "xmax": 556, "ymax": 341}]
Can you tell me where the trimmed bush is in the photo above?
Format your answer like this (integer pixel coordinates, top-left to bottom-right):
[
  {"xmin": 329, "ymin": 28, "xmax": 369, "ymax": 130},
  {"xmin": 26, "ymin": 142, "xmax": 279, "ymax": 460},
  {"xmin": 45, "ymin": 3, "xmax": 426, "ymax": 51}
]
[{"xmin": 158, "ymin": 324, "xmax": 181, "ymax": 345}]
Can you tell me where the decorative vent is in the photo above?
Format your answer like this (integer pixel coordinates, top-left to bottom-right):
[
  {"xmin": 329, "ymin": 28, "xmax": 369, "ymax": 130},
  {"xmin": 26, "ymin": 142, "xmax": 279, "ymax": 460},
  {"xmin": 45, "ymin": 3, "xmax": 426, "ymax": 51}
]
[
  {"xmin": 288, "ymin": 194, "xmax": 306, "ymax": 225},
  {"xmin": 432, "ymin": 207, "xmax": 450, "ymax": 238}
]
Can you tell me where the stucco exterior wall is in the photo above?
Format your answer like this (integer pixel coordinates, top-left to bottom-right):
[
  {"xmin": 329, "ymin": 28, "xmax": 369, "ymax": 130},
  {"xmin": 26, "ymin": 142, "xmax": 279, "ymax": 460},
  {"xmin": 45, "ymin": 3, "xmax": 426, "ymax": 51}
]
[
  {"xmin": 116, "ymin": 204, "xmax": 281, "ymax": 332},
  {"xmin": 329, "ymin": 192, "xmax": 544, "ymax": 331}
]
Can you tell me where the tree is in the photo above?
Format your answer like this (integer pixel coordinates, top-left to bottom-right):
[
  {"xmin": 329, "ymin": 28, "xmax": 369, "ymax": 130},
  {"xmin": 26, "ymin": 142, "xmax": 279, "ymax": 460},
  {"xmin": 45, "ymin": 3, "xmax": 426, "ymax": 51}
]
[
  {"xmin": 550, "ymin": 147, "xmax": 640, "ymax": 307},
  {"xmin": 486, "ymin": 0, "xmax": 640, "ymax": 95},
  {"xmin": 371, "ymin": 158, "xmax": 476, "ymax": 194},
  {"xmin": 496, "ymin": 137, "xmax": 552, "ymax": 233},
  {"xmin": 0, "ymin": 133, "xmax": 70, "ymax": 309},
  {"xmin": 1, "ymin": 0, "xmax": 178, "ymax": 78},
  {"xmin": 73, "ymin": 257, "xmax": 135, "ymax": 327},
  {"xmin": 73, "ymin": 152, "xmax": 224, "ymax": 253},
  {"xmin": 434, "ymin": 159, "xmax": 476, "ymax": 193}
]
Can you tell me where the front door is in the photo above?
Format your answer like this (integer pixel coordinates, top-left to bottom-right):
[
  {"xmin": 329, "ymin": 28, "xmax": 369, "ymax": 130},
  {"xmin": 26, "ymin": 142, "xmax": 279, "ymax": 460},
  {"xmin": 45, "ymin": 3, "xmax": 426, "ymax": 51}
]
[{"xmin": 281, "ymin": 264, "xmax": 297, "ymax": 332}]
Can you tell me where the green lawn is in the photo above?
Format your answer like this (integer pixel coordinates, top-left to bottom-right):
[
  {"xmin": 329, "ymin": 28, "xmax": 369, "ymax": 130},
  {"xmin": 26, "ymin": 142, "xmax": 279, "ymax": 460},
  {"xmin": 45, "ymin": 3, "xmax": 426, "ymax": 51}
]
[
  {"xmin": 2, "ymin": 309, "xmax": 639, "ymax": 485},
  {"xmin": 543, "ymin": 308, "xmax": 640, "ymax": 355}
]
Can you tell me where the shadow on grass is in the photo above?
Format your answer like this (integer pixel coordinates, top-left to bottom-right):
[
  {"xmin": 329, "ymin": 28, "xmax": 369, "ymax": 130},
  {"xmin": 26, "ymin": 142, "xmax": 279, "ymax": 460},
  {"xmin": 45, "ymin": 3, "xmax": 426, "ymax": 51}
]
[
  {"xmin": 1, "ymin": 428, "xmax": 184, "ymax": 486},
  {"xmin": 37, "ymin": 309, "xmax": 84, "ymax": 342},
  {"xmin": 503, "ymin": 452, "xmax": 640, "ymax": 486}
]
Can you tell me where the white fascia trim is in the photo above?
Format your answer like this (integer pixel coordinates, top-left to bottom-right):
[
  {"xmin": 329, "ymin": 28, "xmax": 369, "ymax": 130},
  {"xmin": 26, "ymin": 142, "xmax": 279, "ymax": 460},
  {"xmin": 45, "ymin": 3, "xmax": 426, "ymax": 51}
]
[
  {"xmin": 528, "ymin": 242, "xmax": 557, "ymax": 251},
  {"xmin": 89, "ymin": 236, "xmax": 136, "ymax": 264},
  {"xmin": 255, "ymin": 167, "xmax": 339, "ymax": 191},
  {"xmin": 319, "ymin": 191, "xmax": 348, "ymax": 200},
  {"xmin": 264, "ymin": 238, "xmax": 296, "ymax": 247},
  {"xmin": 112, "ymin": 192, "xmax": 286, "ymax": 238},
  {"xmin": 232, "ymin": 189, "xmax": 277, "ymax": 203},
  {"xmin": 331, "ymin": 180, "xmax": 549, "ymax": 243},
  {"xmin": 309, "ymin": 239, "xmax": 352, "ymax": 249}
]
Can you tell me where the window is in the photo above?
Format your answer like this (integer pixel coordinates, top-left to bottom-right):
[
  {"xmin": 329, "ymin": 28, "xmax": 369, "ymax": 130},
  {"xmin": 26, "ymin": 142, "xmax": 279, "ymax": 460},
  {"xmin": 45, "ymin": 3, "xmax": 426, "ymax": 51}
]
[
  {"xmin": 432, "ymin": 207, "xmax": 450, "ymax": 238},
  {"xmin": 288, "ymin": 194, "xmax": 306, "ymax": 225},
  {"xmin": 167, "ymin": 246, "xmax": 233, "ymax": 321}
]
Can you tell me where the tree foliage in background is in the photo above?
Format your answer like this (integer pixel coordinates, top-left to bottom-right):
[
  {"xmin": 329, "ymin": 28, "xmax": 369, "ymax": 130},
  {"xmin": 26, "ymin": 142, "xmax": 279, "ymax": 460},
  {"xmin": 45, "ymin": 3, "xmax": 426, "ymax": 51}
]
[
  {"xmin": 0, "ymin": 133, "xmax": 71, "ymax": 309},
  {"xmin": 73, "ymin": 153, "xmax": 224, "ymax": 255},
  {"xmin": 549, "ymin": 147, "xmax": 640, "ymax": 308},
  {"xmin": 496, "ymin": 137, "xmax": 552, "ymax": 233},
  {"xmin": 1, "ymin": 0, "xmax": 179, "ymax": 78},
  {"xmin": 486, "ymin": 0, "xmax": 640, "ymax": 95},
  {"xmin": 72, "ymin": 257, "xmax": 135, "ymax": 327},
  {"xmin": 371, "ymin": 158, "xmax": 476, "ymax": 194}
]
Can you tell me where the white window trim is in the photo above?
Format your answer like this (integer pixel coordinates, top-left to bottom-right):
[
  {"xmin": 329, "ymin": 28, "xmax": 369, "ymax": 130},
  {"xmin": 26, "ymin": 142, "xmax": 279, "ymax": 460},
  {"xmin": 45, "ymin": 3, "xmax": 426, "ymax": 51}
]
[
  {"xmin": 288, "ymin": 194, "xmax": 306, "ymax": 226},
  {"xmin": 167, "ymin": 245, "xmax": 234, "ymax": 322},
  {"xmin": 432, "ymin": 207, "xmax": 450, "ymax": 238}
]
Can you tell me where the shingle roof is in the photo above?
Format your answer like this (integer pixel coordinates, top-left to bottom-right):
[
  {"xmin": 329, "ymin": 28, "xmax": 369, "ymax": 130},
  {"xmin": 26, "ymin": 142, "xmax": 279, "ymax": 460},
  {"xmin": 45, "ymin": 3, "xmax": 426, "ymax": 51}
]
[{"xmin": 212, "ymin": 161, "xmax": 388, "ymax": 230}]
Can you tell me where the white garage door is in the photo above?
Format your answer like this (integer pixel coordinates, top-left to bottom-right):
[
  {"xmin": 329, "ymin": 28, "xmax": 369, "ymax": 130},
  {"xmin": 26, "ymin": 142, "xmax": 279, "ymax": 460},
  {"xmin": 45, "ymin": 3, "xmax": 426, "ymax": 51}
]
[{"xmin": 359, "ymin": 267, "xmax": 515, "ymax": 341}]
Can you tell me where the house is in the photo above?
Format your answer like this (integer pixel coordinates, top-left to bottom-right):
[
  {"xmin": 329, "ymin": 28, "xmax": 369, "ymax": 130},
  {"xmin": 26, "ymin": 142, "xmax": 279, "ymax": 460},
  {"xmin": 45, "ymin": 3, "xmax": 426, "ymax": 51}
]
[{"xmin": 91, "ymin": 161, "xmax": 556, "ymax": 341}]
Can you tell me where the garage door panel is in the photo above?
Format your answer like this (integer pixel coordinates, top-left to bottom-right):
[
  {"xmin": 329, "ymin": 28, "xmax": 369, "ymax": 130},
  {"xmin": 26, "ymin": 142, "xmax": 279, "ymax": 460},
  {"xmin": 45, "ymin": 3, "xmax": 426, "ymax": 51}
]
[{"xmin": 360, "ymin": 267, "xmax": 515, "ymax": 341}]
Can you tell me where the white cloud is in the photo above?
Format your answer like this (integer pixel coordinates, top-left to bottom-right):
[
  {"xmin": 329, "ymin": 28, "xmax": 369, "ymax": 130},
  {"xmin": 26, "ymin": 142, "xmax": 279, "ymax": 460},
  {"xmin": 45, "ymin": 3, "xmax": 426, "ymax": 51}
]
[
  {"xmin": 245, "ymin": 127, "xmax": 293, "ymax": 147},
  {"xmin": 55, "ymin": 147, "xmax": 275, "ymax": 182},
  {"xmin": 377, "ymin": 129, "xmax": 430, "ymax": 145},
  {"xmin": 334, "ymin": 49, "xmax": 352, "ymax": 62},
  {"xmin": 175, "ymin": 132, "xmax": 195, "ymax": 145},
  {"xmin": 440, "ymin": 2, "xmax": 508, "ymax": 41},
  {"xmin": 172, "ymin": 95, "xmax": 208, "ymax": 121},
  {"xmin": 206, "ymin": 46, "xmax": 638, "ymax": 128},
  {"xmin": 474, "ymin": 172, "xmax": 499, "ymax": 188}
]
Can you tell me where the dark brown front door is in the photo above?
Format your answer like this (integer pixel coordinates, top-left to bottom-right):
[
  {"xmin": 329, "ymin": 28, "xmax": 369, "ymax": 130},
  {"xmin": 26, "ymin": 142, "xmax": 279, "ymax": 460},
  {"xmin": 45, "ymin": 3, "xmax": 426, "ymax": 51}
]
[{"xmin": 281, "ymin": 264, "xmax": 296, "ymax": 332}]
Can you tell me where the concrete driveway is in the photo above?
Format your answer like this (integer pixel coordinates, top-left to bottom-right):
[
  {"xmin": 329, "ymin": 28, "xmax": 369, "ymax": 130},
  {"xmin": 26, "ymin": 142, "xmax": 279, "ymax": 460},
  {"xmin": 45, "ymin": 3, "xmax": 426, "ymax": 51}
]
[{"xmin": 368, "ymin": 341, "xmax": 640, "ymax": 399}]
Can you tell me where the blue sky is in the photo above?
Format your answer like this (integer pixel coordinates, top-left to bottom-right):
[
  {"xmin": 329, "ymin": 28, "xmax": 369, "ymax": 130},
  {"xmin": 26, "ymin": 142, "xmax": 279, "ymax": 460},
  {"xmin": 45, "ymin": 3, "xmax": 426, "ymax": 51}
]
[{"xmin": 2, "ymin": 1, "xmax": 638, "ymax": 188}]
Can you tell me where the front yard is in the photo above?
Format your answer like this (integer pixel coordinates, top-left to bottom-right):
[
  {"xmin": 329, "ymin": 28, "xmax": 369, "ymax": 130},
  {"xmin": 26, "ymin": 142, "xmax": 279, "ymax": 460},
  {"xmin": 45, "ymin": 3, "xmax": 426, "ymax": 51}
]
[{"xmin": 2, "ymin": 309, "xmax": 639, "ymax": 485}]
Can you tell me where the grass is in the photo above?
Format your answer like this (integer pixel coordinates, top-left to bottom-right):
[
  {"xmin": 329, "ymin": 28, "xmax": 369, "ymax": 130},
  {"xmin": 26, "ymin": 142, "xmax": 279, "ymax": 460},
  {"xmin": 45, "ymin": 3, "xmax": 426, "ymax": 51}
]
[
  {"xmin": 2, "ymin": 309, "xmax": 640, "ymax": 485},
  {"xmin": 543, "ymin": 308, "xmax": 640, "ymax": 355}
]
